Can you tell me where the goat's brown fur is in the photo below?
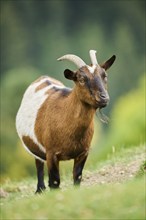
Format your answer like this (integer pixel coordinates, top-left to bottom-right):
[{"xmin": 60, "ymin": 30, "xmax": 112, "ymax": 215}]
[
  {"xmin": 22, "ymin": 135, "xmax": 46, "ymax": 160},
  {"xmin": 35, "ymin": 86, "xmax": 95, "ymax": 160}
]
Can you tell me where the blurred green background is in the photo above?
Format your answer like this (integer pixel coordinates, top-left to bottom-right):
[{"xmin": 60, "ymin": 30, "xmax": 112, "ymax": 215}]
[{"xmin": 0, "ymin": 0, "xmax": 145, "ymax": 180}]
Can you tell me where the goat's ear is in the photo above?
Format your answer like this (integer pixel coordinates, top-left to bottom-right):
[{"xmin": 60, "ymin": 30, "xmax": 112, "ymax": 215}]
[
  {"xmin": 101, "ymin": 55, "xmax": 116, "ymax": 70},
  {"xmin": 64, "ymin": 69, "xmax": 77, "ymax": 81}
]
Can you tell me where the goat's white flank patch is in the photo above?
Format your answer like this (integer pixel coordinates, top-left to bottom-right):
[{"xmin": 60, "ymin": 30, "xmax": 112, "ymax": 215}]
[{"xmin": 16, "ymin": 77, "xmax": 64, "ymax": 159}]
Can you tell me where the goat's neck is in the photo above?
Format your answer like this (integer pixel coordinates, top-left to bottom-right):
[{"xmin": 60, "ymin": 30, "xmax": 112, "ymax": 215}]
[{"xmin": 67, "ymin": 86, "xmax": 95, "ymax": 126}]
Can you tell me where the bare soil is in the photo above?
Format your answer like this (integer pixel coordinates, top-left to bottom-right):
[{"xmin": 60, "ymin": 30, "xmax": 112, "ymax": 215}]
[{"xmin": 82, "ymin": 149, "xmax": 145, "ymax": 186}]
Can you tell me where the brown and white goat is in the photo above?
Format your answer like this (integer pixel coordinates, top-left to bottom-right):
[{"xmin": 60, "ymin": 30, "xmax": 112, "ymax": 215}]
[{"xmin": 16, "ymin": 50, "xmax": 116, "ymax": 193}]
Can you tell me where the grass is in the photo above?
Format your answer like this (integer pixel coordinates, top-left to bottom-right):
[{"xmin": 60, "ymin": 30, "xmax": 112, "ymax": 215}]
[
  {"xmin": 0, "ymin": 178, "xmax": 145, "ymax": 220},
  {"xmin": 136, "ymin": 161, "xmax": 146, "ymax": 178},
  {"xmin": 0, "ymin": 145, "xmax": 145, "ymax": 220}
]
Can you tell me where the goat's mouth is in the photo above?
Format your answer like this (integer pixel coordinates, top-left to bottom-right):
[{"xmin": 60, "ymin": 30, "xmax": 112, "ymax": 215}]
[
  {"xmin": 94, "ymin": 99, "xmax": 109, "ymax": 123},
  {"xmin": 94, "ymin": 95, "xmax": 110, "ymax": 109},
  {"xmin": 95, "ymin": 100, "xmax": 108, "ymax": 109}
]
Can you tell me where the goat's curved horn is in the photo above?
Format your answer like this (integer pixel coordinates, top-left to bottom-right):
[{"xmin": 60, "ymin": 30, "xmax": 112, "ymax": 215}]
[
  {"xmin": 57, "ymin": 54, "xmax": 86, "ymax": 68},
  {"xmin": 89, "ymin": 50, "xmax": 98, "ymax": 65}
]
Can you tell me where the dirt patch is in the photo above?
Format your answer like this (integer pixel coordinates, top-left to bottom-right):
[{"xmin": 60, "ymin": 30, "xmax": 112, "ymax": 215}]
[
  {"xmin": 0, "ymin": 189, "xmax": 9, "ymax": 198},
  {"xmin": 82, "ymin": 149, "xmax": 145, "ymax": 186}
]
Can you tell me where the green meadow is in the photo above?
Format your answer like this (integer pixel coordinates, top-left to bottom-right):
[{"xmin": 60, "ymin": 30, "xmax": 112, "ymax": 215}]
[{"xmin": 1, "ymin": 145, "xmax": 145, "ymax": 220}]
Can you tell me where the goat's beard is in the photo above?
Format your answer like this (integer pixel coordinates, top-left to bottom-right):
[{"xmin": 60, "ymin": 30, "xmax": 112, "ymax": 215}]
[{"xmin": 96, "ymin": 107, "xmax": 109, "ymax": 124}]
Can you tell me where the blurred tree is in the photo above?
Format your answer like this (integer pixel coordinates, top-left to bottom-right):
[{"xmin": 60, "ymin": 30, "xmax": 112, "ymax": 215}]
[
  {"xmin": 1, "ymin": 0, "xmax": 145, "ymax": 78},
  {"xmin": 109, "ymin": 74, "xmax": 145, "ymax": 147},
  {"xmin": 0, "ymin": 67, "xmax": 40, "ymax": 179},
  {"xmin": 95, "ymin": 74, "xmax": 145, "ymax": 160}
]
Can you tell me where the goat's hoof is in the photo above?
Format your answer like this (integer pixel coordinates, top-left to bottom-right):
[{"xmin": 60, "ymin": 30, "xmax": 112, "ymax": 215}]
[{"xmin": 35, "ymin": 186, "xmax": 46, "ymax": 194}]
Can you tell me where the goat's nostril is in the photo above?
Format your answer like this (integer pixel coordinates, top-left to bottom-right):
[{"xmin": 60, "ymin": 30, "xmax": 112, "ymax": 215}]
[
  {"xmin": 99, "ymin": 92, "xmax": 109, "ymax": 103},
  {"xmin": 99, "ymin": 93, "xmax": 107, "ymax": 99}
]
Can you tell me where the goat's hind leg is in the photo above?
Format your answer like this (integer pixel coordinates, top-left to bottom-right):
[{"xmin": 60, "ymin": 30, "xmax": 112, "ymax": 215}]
[{"xmin": 35, "ymin": 158, "xmax": 46, "ymax": 193}]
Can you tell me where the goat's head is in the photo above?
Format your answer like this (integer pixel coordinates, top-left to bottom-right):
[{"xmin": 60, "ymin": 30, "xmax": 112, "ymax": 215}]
[{"xmin": 58, "ymin": 50, "xmax": 116, "ymax": 109}]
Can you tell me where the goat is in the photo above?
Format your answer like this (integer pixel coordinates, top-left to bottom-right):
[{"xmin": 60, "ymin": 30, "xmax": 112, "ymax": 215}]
[{"xmin": 16, "ymin": 50, "xmax": 116, "ymax": 193}]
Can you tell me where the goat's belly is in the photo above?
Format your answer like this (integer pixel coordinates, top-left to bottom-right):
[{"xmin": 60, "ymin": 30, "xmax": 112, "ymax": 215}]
[{"xmin": 55, "ymin": 146, "xmax": 89, "ymax": 161}]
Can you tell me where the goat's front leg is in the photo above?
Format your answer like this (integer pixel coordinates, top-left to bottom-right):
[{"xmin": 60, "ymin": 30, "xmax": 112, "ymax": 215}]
[
  {"xmin": 46, "ymin": 153, "xmax": 60, "ymax": 189},
  {"xmin": 35, "ymin": 158, "xmax": 46, "ymax": 193},
  {"xmin": 73, "ymin": 152, "xmax": 88, "ymax": 186}
]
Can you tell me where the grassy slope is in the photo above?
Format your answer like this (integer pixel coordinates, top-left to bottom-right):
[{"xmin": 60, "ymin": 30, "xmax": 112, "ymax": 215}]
[{"xmin": 0, "ymin": 145, "xmax": 145, "ymax": 220}]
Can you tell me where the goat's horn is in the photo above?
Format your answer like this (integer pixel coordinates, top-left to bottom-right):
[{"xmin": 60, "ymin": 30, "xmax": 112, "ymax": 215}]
[
  {"xmin": 89, "ymin": 50, "xmax": 98, "ymax": 65},
  {"xmin": 57, "ymin": 54, "xmax": 86, "ymax": 68}
]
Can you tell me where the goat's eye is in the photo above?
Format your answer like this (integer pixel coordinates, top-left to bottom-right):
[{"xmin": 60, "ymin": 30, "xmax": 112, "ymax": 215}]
[
  {"xmin": 104, "ymin": 76, "xmax": 107, "ymax": 83},
  {"xmin": 101, "ymin": 72, "xmax": 107, "ymax": 83},
  {"xmin": 79, "ymin": 77, "xmax": 85, "ymax": 85}
]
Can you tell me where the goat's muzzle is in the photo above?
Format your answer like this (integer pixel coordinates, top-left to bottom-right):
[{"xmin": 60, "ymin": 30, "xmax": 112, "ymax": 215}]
[{"xmin": 95, "ymin": 92, "xmax": 110, "ymax": 108}]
